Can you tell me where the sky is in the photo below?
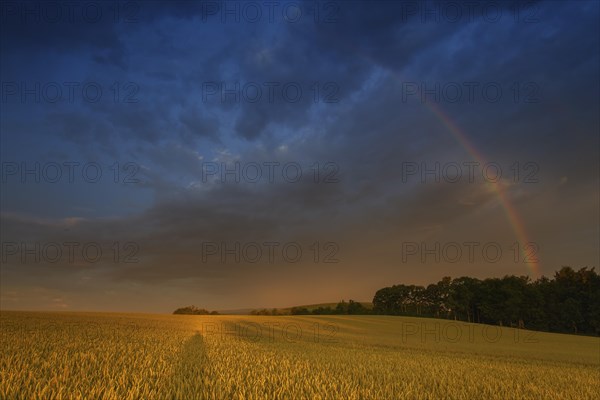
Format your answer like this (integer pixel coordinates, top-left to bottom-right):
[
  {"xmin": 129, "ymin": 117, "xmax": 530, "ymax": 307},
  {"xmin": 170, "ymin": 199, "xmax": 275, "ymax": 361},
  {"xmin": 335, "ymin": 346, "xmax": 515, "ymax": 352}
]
[{"xmin": 1, "ymin": 0, "xmax": 598, "ymax": 313}]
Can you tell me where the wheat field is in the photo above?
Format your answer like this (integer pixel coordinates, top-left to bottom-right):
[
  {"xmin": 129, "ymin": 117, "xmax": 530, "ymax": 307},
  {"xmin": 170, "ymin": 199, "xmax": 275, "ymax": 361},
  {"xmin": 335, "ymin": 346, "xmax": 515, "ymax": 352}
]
[{"xmin": 1, "ymin": 311, "xmax": 598, "ymax": 399}]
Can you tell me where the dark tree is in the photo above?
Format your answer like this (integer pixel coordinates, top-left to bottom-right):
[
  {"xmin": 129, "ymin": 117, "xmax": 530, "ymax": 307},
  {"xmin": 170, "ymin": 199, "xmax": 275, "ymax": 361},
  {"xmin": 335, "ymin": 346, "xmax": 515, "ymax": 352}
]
[{"xmin": 372, "ymin": 267, "xmax": 599, "ymax": 336}]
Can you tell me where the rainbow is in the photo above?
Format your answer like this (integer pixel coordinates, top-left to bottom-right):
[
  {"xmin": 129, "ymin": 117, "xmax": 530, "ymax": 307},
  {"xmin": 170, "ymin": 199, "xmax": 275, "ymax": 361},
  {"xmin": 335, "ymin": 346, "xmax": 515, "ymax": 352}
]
[
  {"xmin": 334, "ymin": 45, "xmax": 541, "ymax": 276},
  {"xmin": 374, "ymin": 65, "xmax": 542, "ymax": 276},
  {"xmin": 424, "ymin": 101, "xmax": 541, "ymax": 277}
]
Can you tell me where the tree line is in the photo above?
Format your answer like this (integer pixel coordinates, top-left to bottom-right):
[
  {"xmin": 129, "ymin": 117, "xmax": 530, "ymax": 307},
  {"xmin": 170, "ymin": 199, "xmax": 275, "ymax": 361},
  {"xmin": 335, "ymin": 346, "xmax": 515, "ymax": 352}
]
[
  {"xmin": 290, "ymin": 300, "xmax": 369, "ymax": 315},
  {"xmin": 174, "ymin": 267, "xmax": 599, "ymax": 336},
  {"xmin": 372, "ymin": 267, "xmax": 599, "ymax": 335},
  {"xmin": 248, "ymin": 300, "xmax": 370, "ymax": 315},
  {"xmin": 173, "ymin": 305, "xmax": 219, "ymax": 315}
]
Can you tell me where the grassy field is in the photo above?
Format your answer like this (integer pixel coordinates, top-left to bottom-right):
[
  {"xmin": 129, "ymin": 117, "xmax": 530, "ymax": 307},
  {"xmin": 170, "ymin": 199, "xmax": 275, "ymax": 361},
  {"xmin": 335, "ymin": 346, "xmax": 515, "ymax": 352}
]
[{"xmin": 1, "ymin": 311, "xmax": 598, "ymax": 399}]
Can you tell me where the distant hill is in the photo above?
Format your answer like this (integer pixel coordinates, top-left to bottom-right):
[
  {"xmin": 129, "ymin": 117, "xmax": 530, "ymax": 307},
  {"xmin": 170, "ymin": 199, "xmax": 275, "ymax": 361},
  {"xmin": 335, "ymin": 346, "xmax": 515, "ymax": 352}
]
[
  {"xmin": 214, "ymin": 308, "xmax": 255, "ymax": 315},
  {"xmin": 214, "ymin": 302, "xmax": 373, "ymax": 316},
  {"xmin": 279, "ymin": 302, "xmax": 373, "ymax": 314},
  {"xmin": 241, "ymin": 301, "xmax": 374, "ymax": 316}
]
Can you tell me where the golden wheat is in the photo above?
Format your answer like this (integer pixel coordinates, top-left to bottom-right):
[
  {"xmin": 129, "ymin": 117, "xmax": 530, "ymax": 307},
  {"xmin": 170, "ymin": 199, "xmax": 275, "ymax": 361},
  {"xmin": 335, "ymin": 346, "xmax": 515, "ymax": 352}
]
[{"xmin": 1, "ymin": 312, "xmax": 598, "ymax": 399}]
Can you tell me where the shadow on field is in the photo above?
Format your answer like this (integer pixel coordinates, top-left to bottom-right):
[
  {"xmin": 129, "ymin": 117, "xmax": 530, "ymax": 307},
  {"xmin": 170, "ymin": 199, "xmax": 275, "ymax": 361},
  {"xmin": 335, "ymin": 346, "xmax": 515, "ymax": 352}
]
[{"xmin": 169, "ymin": 333, "xmax": 210, "ymax": 398}]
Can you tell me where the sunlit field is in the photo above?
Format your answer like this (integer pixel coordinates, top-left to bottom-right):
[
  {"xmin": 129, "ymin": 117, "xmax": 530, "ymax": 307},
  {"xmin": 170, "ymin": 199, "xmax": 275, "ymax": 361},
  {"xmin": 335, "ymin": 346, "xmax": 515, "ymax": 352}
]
[{"xmin": 1, "ymin": 311, "xmax": 598, "ymax": 399}]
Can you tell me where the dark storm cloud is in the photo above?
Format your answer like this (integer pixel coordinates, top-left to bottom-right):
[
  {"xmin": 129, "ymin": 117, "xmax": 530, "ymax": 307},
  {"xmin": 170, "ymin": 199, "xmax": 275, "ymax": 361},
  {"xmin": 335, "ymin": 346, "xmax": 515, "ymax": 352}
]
[
  {"xmin": 1, "ymin": 0, "xmax": 598, "ymax": 311},
  {"xmin": 0, "ymin": 174, "xmax": 348, "ymax": 288}
]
